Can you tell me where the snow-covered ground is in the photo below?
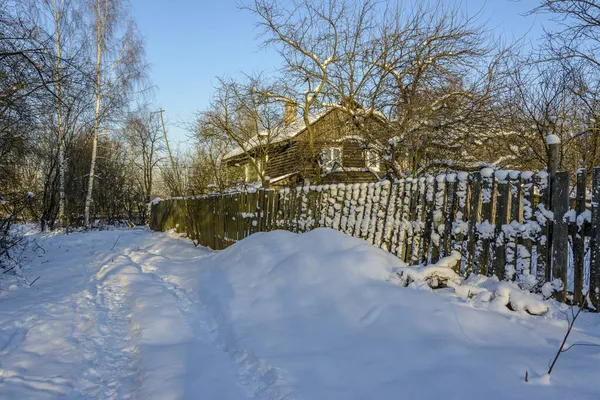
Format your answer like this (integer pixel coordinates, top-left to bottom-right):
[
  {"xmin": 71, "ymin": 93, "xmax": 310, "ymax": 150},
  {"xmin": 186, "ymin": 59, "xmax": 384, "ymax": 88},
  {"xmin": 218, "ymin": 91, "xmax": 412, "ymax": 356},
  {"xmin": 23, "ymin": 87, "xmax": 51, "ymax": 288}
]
[{"xmin": 1, "ymin": 227, "xmax": 600, "ymax": 399}]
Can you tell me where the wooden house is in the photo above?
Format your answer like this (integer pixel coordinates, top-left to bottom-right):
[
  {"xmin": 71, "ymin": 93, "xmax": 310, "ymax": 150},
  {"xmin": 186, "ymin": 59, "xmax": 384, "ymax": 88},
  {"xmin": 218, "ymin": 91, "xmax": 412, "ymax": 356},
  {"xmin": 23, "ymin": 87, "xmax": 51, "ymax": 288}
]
[{"xmin": 223, "ymin": 105, "xmax": 382, "ymax": 186}]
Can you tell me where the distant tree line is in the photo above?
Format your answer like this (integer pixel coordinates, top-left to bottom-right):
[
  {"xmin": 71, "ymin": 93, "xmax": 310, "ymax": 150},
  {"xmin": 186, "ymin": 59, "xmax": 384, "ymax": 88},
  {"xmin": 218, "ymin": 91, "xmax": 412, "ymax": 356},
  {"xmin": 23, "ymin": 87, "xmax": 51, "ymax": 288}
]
[{"xmin": 0, "ymin": 0, "xmax": 174, "ymax": 239}]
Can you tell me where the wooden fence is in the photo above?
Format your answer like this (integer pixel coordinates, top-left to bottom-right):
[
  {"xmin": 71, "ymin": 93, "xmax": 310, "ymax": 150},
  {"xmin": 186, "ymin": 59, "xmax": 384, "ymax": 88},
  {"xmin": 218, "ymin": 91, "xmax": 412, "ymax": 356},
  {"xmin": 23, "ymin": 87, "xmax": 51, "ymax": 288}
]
[{"xmin": 150, "ymin": 166, "xmax": 600, "ymax": 308}]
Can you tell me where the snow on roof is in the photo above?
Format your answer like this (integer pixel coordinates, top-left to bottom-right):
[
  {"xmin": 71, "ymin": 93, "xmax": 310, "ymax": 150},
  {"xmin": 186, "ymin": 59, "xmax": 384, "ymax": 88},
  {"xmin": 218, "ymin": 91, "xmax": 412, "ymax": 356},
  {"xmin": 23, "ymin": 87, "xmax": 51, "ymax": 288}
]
[{"xmin": 223, "ymin": 109, "xmax": 331, "ymax": 161}]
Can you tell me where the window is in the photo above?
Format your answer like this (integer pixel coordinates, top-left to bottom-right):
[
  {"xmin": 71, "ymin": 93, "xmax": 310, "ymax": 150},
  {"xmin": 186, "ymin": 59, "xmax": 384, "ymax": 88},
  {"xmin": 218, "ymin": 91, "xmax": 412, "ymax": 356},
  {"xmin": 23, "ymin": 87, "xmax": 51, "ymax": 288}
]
[
  {"xmin": 321, "ymin": 147, "xmax": 342, "ymax": 172},
  {"xmin": 365, "ymin": 150, "xmax": 380, "ymax": 172},
  {"xmin": 244, "ymin": 158, "xmax": 264, "ymax": 182}
]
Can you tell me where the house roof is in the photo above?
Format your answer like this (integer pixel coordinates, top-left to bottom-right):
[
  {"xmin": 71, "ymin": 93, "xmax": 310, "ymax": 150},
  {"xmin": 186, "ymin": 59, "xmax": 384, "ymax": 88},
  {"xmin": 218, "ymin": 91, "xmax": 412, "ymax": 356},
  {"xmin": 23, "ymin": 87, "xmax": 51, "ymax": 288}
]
[{"xmin": 223, "ymin": 108, "xmax": 332, "ymax": 161}]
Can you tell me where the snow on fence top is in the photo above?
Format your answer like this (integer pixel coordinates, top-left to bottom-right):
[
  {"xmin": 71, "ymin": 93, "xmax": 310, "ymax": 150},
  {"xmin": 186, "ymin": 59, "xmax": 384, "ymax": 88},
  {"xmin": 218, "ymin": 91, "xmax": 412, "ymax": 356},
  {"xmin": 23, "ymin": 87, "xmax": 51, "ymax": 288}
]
[{"xmin": 149, "ymin": 166, "xmax": 600, "ymax": 308}]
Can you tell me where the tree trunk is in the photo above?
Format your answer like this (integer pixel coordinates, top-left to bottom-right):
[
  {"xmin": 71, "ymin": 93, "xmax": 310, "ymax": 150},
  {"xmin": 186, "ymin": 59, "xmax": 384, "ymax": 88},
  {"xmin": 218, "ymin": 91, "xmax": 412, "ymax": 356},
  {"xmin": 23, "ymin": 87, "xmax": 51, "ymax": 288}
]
[
  {"xmin": 54, "ymin": 0, "xmax": 65, "ymax": 230},
  {"xmin": 84, "ymin": 0, "xmax": 103, "ymax": 228}
]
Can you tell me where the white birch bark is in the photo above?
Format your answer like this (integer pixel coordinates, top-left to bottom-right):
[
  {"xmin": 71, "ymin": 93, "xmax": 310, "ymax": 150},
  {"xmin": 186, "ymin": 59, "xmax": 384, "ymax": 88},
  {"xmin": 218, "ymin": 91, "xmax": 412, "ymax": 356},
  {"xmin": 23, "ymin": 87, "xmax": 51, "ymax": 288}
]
[{"xmin": 84, "ymin": 0, "xmax": 105, "ymax": 228}]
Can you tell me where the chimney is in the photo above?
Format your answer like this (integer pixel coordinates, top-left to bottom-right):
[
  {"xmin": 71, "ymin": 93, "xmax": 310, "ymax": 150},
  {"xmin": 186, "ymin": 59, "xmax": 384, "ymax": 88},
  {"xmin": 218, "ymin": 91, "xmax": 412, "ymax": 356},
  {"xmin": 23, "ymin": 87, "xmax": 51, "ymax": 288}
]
[{"xmin": 284, "ymin": 102, "xmax": 297, "ymax": 126}]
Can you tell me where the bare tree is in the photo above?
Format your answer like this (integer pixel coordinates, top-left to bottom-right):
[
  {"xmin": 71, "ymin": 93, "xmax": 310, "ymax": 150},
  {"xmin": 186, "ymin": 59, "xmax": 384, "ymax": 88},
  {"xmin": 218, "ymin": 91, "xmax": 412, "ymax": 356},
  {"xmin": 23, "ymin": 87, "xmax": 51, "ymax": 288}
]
[
  {"xmin": 534, "ymin": 0, "xmax": 600, "ymax": 69},
  {"xmin": 243, "ymin": 0, "xmax": 349, "ymax": 182},
  {"xmin": 84, "ymin": 0, "xmax": 145, "ymax": 228},
  {"xmin": 243, "ymin": 0, "xmax": 509, "ymax": 178},
  {"xmin": 124, "ymin": 108, "xmax": 163, "ymax": 203},
  {"xmin": 199, "ymin": 75, "xmax": 285, "ymax": 186},
  {"xmin": 492, "ymin": 56, "xmax": 595, "ymax": 172}
]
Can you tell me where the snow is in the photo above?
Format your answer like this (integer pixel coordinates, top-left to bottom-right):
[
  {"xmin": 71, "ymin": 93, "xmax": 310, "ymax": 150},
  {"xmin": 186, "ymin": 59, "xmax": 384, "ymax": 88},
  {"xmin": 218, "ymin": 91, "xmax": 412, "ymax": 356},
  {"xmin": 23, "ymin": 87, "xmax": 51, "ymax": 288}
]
[
  {"xmin": 546, "ymin": 134, "xmax": 561, "ymax": 145},
  {"xmin": 521, "ymin": 171, "xmax": 535, "ymax": 180},
  {"xmin": 495, "ymin": 170, "xmax": 509, "ymax": 181},
  {"xmin": 1, "ymin": 228, "xmax": 600, "ymax": 399},
  {"xmin": 481, "ymin": 167, "xmax": 495, "ymax": 178},
  {"xmin": 457, "ymin": 171, "xmax": 469, "ymax": 181}
]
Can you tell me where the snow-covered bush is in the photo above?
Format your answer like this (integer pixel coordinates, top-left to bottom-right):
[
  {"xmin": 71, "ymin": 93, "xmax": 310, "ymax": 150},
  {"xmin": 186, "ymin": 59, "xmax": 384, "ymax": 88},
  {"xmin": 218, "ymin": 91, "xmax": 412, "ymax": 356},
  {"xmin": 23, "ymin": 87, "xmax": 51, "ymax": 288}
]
[
  {"xmin": 394, "ymin": 251, "xmax": 549, "ymax": 315},
  {"xmin": 396, "ymin": 252, "xmax": 462, "ymax": 288}
]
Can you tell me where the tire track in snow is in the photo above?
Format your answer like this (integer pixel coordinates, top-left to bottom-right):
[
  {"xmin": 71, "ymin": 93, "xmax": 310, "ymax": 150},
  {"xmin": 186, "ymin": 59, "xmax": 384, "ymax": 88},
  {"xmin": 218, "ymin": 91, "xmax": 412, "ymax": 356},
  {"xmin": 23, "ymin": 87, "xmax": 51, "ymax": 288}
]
[{"xmin": 128, "ymin": 248, "xmax": 295, "ymax": 400}]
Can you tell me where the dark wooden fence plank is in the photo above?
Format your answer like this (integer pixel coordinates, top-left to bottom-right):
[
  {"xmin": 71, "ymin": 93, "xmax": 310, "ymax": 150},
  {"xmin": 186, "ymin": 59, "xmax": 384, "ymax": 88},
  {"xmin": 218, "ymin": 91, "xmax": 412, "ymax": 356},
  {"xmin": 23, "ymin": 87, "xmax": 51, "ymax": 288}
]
[
  {"xmin": 382, "ymin": 181, "xmax": 397, "ymax": 251},
  {"xmin": 443, "ymin": 174, "xmax": 457, "ymax": 260},
  {"xmin": 520, "ymin": 172, "xmax": 535, "ymax": 282},
  {"xmin": 465, "ymin": 173, "xmax": 481, "ymax": 276},
  {"xmin": 421, "ymin": 176, "xmax": 436, "ymax": 264},
  {"xmin": 479, "ymin": 169, "xmax": 495, "ymax": 276},
  {"xmin": 551, "ymin": 172, "xmax": 569, "ymax": 302},
  {"xmin": 536, "ymin": 171, "xmax": 550, "ymax": 284},
  {"xmin": 352, "ymin": 184, "xmax": 366, "ymax": 237},
  {"xmin": 493, "ymin": 171, "xmax": 510, "ymax": 280},
  {"xmin": 361, "ymin": 184, "xmax": 374, "ymax": 239},
  {"xmin": 376, "ymin": 181, "xmax": 392, "ymax": 249},
  {"xmin": 412, "ymin": 177, "xmax": 427, "ymax": 264},
  {"xmin": 452, "ymin": 173, "xmax": 469, "ymax": 272},
  {"xmin": 391, "ymin": 180, "xmax": 405, "ymax": 256},
  {"xmin": 399, "ymin": 178, "xmax": 414, "ymax": 261},
  {"xmin": 431, "ymin": 175, "xmax": 447, "ymax": 263},
  {"xmin": 574, "ymin": 169, "xmax": 587, "ymax": 304},
  {"xmin": 590, "ymin": 167, "xmax": 600, "ymax": 309},
  {"xmin": 506, "ymin": 172, "xmax": 521, "ymax": 280}
]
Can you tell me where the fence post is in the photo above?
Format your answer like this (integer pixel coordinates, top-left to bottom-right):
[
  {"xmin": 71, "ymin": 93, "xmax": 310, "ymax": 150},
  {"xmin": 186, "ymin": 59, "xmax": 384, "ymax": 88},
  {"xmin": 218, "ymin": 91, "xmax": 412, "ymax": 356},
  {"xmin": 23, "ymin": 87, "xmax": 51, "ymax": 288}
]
[
  {"xmin": 536, "ymin": 171, "xmax": 550, "ymax": 284},
  {"xmin": 507, "ymin": 171, "xmax": 521, "ymax": 280},
  {"xmin": 493, "ymin": 171, "xmax": 509, "ymax": 280},
  {"xmin": 551, "ymin": 171, "xmax": 569, "ymax": 302},
  {"xmin": 573, "ymin": 169, "xmax": 586, "ymax": 304},
  {"xmin": 546, "ymin": 135, "xmax": 560, "ymax": 282},
  {"xmin": 590, "ymin": 167, "xmax": 600, "ymax": 310},
  {"xmin": 520, "ymin": 172, "xmax": 535, "ymax": 281},
  {"xmin": 479, "ymin": 168, "xmax": 495, "ymax": 276},
  {"xmin": 443, "ymin": 174, "xmax": 457, "ymax": 261},
  {"xmin": 412, "ymin": 177, "xmax": 428, "ymax": 264},
  {"xmin": 465, "ymin": 172, "xmax": 481, "ymax": 276},
  {"xmin": 431, "ymin": 175, "xmax": 447, "ymax": 263}
]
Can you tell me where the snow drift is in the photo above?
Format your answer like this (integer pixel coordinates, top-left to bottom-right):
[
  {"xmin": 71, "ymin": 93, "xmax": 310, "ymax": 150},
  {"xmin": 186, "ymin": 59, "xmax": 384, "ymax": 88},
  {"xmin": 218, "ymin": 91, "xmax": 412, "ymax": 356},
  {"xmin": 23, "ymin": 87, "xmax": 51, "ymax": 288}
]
[
  {"xmin": 193, "ymin": 228, "xmax": 600, "ymax": 399},
  {"xmin": 1, "ymin": 228, "xmax": 600, "ymax": 399}
]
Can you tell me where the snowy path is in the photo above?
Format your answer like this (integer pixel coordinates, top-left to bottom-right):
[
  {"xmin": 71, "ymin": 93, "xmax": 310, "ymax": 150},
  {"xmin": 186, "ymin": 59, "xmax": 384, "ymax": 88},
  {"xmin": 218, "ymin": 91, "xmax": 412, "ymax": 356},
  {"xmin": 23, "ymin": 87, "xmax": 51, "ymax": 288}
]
[
  {"xmin": 0, "ymin": 229, "xmax": 279, "ymax": 399},
  {"xmin": 1, "ymin": 228, "xmax": 600, "ymax": 399}
]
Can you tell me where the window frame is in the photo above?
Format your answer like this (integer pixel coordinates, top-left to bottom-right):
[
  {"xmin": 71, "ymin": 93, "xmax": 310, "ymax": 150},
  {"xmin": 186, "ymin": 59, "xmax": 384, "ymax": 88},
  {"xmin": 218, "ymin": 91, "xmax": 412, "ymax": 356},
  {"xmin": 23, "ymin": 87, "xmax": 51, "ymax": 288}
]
[
  {"xmin": 365, "ymin": 149, "xmax": 380, "ymax": 172},
  {"xmin": 321, "ymin": 146, "xmax": 342, "ymax": 172}
]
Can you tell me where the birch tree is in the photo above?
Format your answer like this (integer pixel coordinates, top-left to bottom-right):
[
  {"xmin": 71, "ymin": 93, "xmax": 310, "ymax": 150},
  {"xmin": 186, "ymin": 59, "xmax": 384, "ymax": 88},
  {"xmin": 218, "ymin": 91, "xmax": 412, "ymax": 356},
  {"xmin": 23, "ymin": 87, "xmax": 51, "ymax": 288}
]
[
  {"xmin": 37, "ymin": 0, "xmax": 87, "ymax": 229},
  {"xmin": 84, "ymin": 0, "xmax": 145, "ymax": 227}
]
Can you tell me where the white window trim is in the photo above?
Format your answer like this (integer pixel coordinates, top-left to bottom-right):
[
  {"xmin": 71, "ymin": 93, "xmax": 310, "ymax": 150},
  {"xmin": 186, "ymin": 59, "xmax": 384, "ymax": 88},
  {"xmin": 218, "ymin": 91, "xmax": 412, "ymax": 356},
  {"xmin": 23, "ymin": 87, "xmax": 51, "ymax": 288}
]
[
  {"xmin": 365, "ymin": 150, "xmax": 380, "ymax": 172},
  {"xmin": 321, "ymin": 147, "xmax": 342, "ymax": 172}
]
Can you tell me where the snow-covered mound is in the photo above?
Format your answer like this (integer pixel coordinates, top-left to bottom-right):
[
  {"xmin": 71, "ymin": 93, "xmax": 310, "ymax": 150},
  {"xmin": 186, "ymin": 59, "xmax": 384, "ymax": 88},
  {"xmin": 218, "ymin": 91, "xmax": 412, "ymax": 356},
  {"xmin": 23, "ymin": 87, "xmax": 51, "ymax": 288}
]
[
  {"xmin": 0, "ymin": 228, "xmax": 599, "ymax": 399},
  {"xmin": 195, "ymin": 228, "xmax": 600, "ymax": 399}
]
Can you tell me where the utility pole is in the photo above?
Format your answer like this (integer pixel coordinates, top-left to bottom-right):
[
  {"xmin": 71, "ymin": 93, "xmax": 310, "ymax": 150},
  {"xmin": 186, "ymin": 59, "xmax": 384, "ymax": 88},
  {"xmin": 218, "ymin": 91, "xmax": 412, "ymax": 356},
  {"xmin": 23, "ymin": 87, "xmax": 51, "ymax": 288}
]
[{"xmin": 158, "ymin": 109, "xmax": 183, "ymax": 196}]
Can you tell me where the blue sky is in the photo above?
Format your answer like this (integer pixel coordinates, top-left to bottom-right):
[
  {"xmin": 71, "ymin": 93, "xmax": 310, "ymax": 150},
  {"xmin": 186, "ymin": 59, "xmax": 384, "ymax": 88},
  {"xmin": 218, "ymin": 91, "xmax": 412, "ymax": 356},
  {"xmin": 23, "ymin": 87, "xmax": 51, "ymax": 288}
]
[{"xmin": 130, "ymin": 0, "xmax": 551, "ymax": 147}]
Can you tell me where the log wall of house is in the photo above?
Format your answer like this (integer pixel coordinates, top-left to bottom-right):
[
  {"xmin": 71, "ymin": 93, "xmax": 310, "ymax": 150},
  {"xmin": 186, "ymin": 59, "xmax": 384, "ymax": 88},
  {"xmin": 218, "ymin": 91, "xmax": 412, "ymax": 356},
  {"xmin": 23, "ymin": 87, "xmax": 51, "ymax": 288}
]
[
  {"xmin": 225, "ymin": 108, "xmax": 378, "ymax": 185},
  {"xmin": 265, "ymin": 142, "xmax": 298, "ymax": 179},
  {"xmin": 342, "ymin": 140, "xmax": 366, "ymax": 169}
]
